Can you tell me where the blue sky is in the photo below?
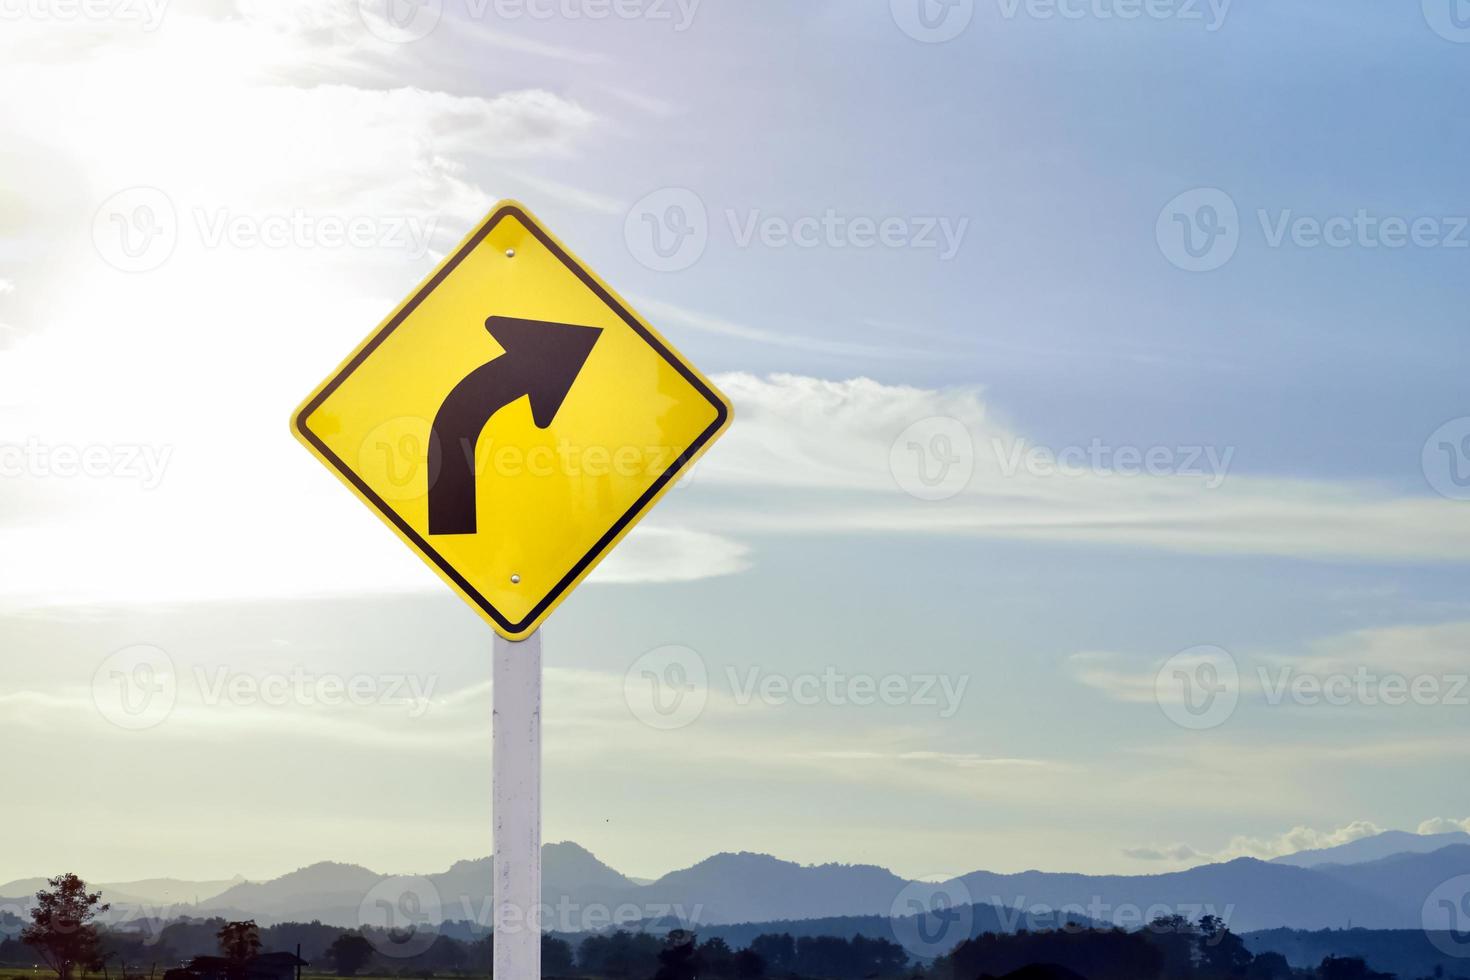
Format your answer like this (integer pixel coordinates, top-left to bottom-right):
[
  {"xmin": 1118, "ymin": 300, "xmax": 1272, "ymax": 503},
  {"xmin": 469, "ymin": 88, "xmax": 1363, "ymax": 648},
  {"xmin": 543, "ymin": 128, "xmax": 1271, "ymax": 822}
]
[{"xmin": 1, "ymin": 0, "xmax": 1468, "ymax": 887}]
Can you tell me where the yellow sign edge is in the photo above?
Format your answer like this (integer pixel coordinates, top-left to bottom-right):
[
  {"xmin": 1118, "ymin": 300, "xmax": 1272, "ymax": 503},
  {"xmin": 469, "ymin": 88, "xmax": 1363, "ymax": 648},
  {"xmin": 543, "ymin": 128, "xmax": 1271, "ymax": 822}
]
[{"xmin": 290, "ymin": 200, "xmax": 734, "ymax": 640}]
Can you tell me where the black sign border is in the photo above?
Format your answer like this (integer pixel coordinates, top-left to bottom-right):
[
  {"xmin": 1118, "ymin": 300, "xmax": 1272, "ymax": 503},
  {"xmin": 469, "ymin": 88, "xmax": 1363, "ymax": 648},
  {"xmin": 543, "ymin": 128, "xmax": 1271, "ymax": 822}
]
[{"xmin": 294, "ymin": 204, "xmax": 731, "ymax": 637}]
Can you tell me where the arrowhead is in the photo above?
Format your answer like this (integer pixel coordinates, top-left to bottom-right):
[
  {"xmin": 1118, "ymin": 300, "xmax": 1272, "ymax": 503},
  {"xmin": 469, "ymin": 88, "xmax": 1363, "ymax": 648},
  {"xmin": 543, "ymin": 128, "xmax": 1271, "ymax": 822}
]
[{"xmin": 485, "ymin": 316, "xmax": 603, "ymax": 428}]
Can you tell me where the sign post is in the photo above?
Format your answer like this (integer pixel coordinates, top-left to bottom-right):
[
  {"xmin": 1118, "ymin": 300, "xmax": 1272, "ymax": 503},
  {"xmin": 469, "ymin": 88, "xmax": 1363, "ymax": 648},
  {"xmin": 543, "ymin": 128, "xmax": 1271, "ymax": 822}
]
[
  {"xmin": 493, "ymin": 631, "xmax": 541, "ymax": 979},
  {"xmin": 293, "ymin": 201, "xmax": 732, "ymax": 980}
]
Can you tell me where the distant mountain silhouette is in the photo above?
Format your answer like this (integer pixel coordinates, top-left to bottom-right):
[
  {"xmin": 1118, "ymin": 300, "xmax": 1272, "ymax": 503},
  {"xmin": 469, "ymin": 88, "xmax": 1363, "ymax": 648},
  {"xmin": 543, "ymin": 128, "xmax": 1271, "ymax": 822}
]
[
  {"xmin": 185, "ymin": 850, "xmax": 1417, "ymax": 932},
  {"xmin": 198, "ymin": 861, "xmax": 381, "ymax": 924},
  {"xmin": 954, "ymin": 856, "xmax": 1407, "ymax": 932},
  {"xmin": 12, "ymin": 834, "xmax": 1464, "ymax": 934},
  {"xmin": 1246, "ymin": 925, "xmax": 1470, "ymax": 978},
  {"xmin": 0, "ymin": 875, "xmax": 245, "ymax": 916},
  {"xmin": 1270, "ymin": 829, "xmax": 1470, "ymax": 867},
  {"xmin": 1315, "ymin": 844, "xmax": 1470, "ymax": 913},
  {"xmin": 628, "ymin": 852, "xmax": 909, "ymax": 924},
  {"xmin": 198, "ymin": 842, "xmax": 637, "ymax": 926}
]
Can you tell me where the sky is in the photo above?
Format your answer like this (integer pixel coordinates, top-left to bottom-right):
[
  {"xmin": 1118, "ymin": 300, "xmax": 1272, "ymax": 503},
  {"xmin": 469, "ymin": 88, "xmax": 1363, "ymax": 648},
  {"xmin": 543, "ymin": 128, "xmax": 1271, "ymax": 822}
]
[{"xmin": 2, "ymin": 0, "xmax": 1470, "ymax": 888}]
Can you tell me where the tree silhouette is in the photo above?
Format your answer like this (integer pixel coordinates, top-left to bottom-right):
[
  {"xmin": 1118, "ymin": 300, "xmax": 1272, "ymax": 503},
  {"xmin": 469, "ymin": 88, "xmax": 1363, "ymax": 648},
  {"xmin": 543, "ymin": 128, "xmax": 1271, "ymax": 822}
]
[
  {"xmin": 941, "ymin": 928, "xmax": 1163, "ymax": 980},
  {"xmin": 1196, "ymin": 915, "xmax": 1252, "ymax": 979},
  {"xmin": 21, "ymin": 874, "xmax": 110, "ymax": 980},
  {"xmin": 733, "ymin": 946, "xmax": 766, "ymax": 979},
  {"xmin": 698, "ymin": 936, "xmax": 736, "ymax": 977},
  {"xmin": 576, "ymin": 931, "xmax": 660, "ymax": 978},
  {"xmin": 541, "ymin": 935, "xmax": 575, "ymax": 976},
  {"xmin": 217, "ymin": 921, "xmax": 261, "ymax": 969},
  {"xmin": 749, "ymin": 933, "xmax": 794, "ymax": 974},
  {"xmin": 1146, "ymin": 914, "xmax": 1199, "ymax": 980},
  {"xmin": 1315, "ymin": 956, "xmax": 1395, "ymax": 980},
  {"xmin": 324, "ymin": 933, "xmax": 374, "ymax": 977},
  {"xmin": 1246, "ymin": 951, "xmax": 1293, "ymax": 980},
  {"xmin": 654, "ymin": 929, "xmax": 700, "ymax": 980}
]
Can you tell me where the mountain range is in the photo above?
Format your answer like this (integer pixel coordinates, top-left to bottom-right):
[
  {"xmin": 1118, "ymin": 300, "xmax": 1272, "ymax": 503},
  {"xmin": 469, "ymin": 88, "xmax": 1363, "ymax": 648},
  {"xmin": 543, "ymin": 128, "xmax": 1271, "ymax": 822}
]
[{"xmin": 3, "ymin": 831, "xmax": 1467, "ymax": 937}]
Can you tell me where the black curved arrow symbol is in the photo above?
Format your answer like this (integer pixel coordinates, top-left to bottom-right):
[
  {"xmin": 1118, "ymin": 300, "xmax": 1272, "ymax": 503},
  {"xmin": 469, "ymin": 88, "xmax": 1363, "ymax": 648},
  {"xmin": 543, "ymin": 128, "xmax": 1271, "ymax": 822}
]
[{"xmin": 428, "ymin": 315, "xmax": 603, "ymax": 536}]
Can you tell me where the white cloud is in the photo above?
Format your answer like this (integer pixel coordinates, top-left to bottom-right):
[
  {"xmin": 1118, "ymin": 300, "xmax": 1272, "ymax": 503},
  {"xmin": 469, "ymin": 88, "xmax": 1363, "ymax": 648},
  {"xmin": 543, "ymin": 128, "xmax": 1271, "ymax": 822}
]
[
  {"xmin": 498, "ymin": 170, "xmax": 628, "ymax": 215},
  {"xmin": 1070, "ymin": 621, "xmax": 1470, "ymax": 705},
  {"xmin": 4, "ymin": 7, "xmax": 1467, "ymax": 621},
  {"xmin": 1124, "ymin": 820, "xmax": 1385, "ymax": 865},
  {"xmin": 1418, "ymin": 817, "xmax": 1470, "ymax": 835},
  {"xmin": 641, "ymin": 300, "xmax": 949, "ymax": 361},
  {"xmin": 0, "ymin": 4, "xmax": 659, "ymax": 609},
  {"xmin": 694, "ymin": 373, "xmax": 1470, "ymax": 564},
  {"xmin": 1284, "ymin": 621, "xmax": 1470, "ymax": 678},
  {"xmin": 591, "ymin": 527, "xmax": 752, "ymax": 584},
  {"xmin": 1067, "ymin": 651, "xmax": 1166, "ymax": 704},
  {"xmin": 0, "ymin": 518, "xmax": 747, "ymax": 609}
]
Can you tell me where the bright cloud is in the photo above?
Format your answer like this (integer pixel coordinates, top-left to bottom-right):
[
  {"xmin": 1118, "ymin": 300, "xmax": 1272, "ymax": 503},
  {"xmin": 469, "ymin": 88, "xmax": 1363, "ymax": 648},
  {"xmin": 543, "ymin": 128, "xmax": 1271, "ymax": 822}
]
[
  {"xmin": 694, "ymin": 373, "xmax": 1470, "ymax": 563},
  {"xmin": 1069, "ymin": 621, "xmax": 1470, "ymax": 705},
  {"xmin": 1124, "ymin": 820, "xmax": 1385, "ymax": 864}
]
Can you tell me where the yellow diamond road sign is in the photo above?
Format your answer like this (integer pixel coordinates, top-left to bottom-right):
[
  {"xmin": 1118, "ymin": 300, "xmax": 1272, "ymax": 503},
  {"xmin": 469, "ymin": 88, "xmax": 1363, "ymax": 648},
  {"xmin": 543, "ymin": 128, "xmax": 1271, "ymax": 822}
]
[{"xmin": 292, "ymin": 202, "xmax": 733, "ymax": 640}]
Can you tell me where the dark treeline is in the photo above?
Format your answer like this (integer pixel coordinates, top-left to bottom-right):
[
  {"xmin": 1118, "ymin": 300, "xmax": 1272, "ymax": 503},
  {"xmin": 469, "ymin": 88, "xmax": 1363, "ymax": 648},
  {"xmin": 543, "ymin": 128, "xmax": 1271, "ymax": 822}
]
[
  {"xmin": 3, "ymin": 917, "xmax": 1444, "ymax": 980},
  {"xmin": 929, "ymin": 915, "xmax": 1456, "ymax": 980},
  {"xmin": 0, "ymin": 918, "xmax": 908, "ymax": 980},
  {"xmin": 576, "ymin": 929, "xmax": 909, "ymax": 979}
]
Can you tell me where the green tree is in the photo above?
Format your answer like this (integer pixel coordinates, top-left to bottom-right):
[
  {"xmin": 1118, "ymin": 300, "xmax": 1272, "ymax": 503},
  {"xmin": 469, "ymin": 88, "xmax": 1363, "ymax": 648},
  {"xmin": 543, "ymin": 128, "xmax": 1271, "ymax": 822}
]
[
  {"xmin": 324, "ymin": 934, "xmax": 375, "ymax": 977},
  {"xmin": 21, "ymin": 874, "xmax": 111, "ymax": 980}
]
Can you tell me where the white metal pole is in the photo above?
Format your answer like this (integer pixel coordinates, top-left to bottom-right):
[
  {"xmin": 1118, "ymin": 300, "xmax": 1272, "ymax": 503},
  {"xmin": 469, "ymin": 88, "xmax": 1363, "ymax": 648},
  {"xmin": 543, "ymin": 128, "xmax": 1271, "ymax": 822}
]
[{"xmin": 493, "ymin": 630, "xmax": 541, "ymax": 979}]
